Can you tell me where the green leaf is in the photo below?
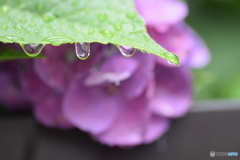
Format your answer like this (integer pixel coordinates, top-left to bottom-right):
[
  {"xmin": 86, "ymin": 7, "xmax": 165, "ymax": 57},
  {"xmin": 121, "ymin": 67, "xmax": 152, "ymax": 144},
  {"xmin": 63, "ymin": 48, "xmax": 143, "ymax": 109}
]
[
  {"xmin": 0, "ymin": 0, "xmax": 179, "ymax": 65},
  {"xmin": 0, "ymin": 48, "xmax": 45, "ymax": 61}
]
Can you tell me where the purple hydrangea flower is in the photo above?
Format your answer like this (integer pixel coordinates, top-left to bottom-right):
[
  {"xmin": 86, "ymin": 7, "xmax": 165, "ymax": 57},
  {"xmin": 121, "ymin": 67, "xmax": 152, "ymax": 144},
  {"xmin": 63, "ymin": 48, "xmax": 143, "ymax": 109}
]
[{"xmin": 0, "ymin": 0, "xmax": 210, "ymax": 147}]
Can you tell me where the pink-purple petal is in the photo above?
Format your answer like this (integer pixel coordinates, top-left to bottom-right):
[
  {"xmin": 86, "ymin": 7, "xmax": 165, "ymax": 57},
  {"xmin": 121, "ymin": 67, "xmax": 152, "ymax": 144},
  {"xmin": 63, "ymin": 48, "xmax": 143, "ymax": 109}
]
[
  {"xmin": 20, "ymin": 63, "xmax": 49, "ymax": 103},
  {"xmin": 34, "ymin": 93, "xmax": 73, "ymax": 129},
  {"xmin": 63, "ymin": 77, "xmax": 119, "ymax": 135},
  {"xmin": 119, "ymin": 51, "xmax": 155, "ymax": 100},
  {"xmin": 95, "ymin": 94, "xmax": 149, "ymax": 146},
  {"xmin": 148, "ymin": 23, "xmax": 210, "ymax": 68},
  {"xmin": 85, "ymin": 55, "xmax": 138, "ymax": 86},
  {"xmin": 149, "ymin": 65, "xmax": 193, "ymax": 118},
  {"xmin": 143, "ymin": 114, "xmax": 170, "ymax": 144},
  {"xmin": 0, "ymin": 72, "xmax": 29, "ymax": 109},
  {"xmin": 148, "ymin": 24, "xmax": 194, "ymax": 67},
  {"xmin": 135, "ymin": 0, "xmax": 188, "ymax": 33}
]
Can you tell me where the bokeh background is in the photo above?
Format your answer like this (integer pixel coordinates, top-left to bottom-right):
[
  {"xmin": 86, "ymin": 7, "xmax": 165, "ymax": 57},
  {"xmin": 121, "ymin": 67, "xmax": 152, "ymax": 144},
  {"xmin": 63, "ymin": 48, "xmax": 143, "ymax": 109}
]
[{"xmin": 187, "ymin": 0, "xmax": 240, "ymax": 100}]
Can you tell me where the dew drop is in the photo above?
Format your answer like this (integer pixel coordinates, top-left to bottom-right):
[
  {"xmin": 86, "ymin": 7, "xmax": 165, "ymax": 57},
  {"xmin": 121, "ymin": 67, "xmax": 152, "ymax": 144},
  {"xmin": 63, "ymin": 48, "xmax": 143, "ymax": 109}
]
[
  {"xmin": 126, "ymin": 12, "xmax": 135, "ymax": 19},
  {"xmin": 100, "ymin": 30, "xmax": 113, "ymax": 37},
  {"xmin": 97, "ymin": 13, "xmax": 107, "ymax": 22},
  {"xmin": 163, "ymin": 52, "xmax": 179, "ymax": 65},
  {"xmin": 21, "ymin": 43, "xmax": 44, "ymax": 57},
  {"xmin": 43, "ymin": 12, "xmax": 55, "ymax": 22},
  {"xmin": 7, "ymin": 37, "xmax": 24, "ymax": 42},
  {"xmin": 2, "ymin": 5, "xmax": 9, "ymax": 13},
  {"xmin": 30, "ymin": 23, "xmax": 36, "ymax": 27},
  {"xmin": 113, "ymin": 24, "xmax": 122, "ymax": 31},
  {"xmin": 42, "ymin": 36, "xmax": 73, "ymax": 44},
  {"xmin": 118, "ymin": 46, "xmax": 136, "ymax": 57},
  {"xmin": 71, "ymin": 0, "xmax": 78, "ymax": 5},
  {"xmin": 140, "ymin": 50, "xmax": 147, "ymax": 53},
  {"xmin": 15, "ymin": 25, "xmax": 22, "ymax": 30},
  {"xmin": 167, "ymin": 61, "xmax": 176, "ymax": 65},
  {"xmin": 37, "ymin": 4, "xmax": 44, "ymax": 11},
  {"xmin": 75, "ymin": 42, "xmax": 90, "ymax": 60},
  {"xmin": 20, "ymin": 18, "xmax": 26, "ymax": 23},
  {"xmin": 1, "ymin": 25, "xmax": 8, "ymax": 30},
  {"xmin": 88, "ymin": 29, "xmax": 94, "ymax": 34}
]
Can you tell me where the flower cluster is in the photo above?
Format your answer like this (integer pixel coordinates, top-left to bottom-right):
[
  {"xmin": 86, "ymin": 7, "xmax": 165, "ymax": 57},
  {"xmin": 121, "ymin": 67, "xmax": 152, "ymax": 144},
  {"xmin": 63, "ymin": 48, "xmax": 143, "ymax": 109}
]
[{"xmin": 0, "ymin": 0, "xmax": 210, "ymax": 146}]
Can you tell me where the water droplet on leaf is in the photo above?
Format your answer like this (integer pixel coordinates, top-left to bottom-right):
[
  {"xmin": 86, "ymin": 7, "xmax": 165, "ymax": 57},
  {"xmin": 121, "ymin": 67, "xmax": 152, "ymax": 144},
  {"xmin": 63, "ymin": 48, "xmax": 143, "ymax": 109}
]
[
  {"xmin": 1, "ymin": 25, "xmax": 8, "ymax": 30},
  {"xmin": 163, "ymin": 52, "xmax": 179, "ymax": 65},
  {"xmin": 100, "ymin": 30, "xmax": 113, "ymax": 37},
  {"xmin": 167, "ymin": 61, "xmax": 176, "ymax": 65},
  {"xmin": 43, "ymin": 12, "xmax": 55, "ymax": 22},
  {"xmin": 21, "ymin": 43, "xmax": 44, "ymax": 57},
  {"xmin": 75, "ymin": 42, "xmax": 90, "ymax": 60},
  {"xmin": 2, "ymin": 5, "xmax": 9, "ymax": 13},
  {"xmin": 37, "ymin": 4, "xmax": 44, "ymax": 11},
  {"xmin": 15, "ymin": 25, "xmax": 22, "ymax": 30},
  {"xmin": 140, "ymin": 50, "xmax": 147, "ymax": 53},
  {"xmin": 118, "ymin": 46, "xmax": 136, "ymax": 57},
  {"xmin": 20, "ymin": 18, "xmax": 26, "ymax": 23},
  {"xmin": 7, "ymin": 37, "xmax": 24, "ymax": 42},
  {"xmin": 113, "ymin": 24, "xmax": 122, "ymax": 31},
  {"xmin": 42, "ymin": 36, "xmax": 73, "ymax": 44},
  {"xmin": 88, "ymin": 29, "xmax": 94, "ymax": 34},
  {"xmin": 97, "ymin": 13, "xmax": 107, "ymax": 22},
  {"xmin": 126, "ymin": 12, "xmax": 135, "ymax": 19}
]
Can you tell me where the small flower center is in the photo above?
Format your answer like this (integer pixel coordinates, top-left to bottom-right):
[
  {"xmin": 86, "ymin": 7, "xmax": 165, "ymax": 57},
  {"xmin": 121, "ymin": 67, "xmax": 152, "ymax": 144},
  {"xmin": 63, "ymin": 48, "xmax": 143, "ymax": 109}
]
[{"xmin": 105, "ymin": 83, "xmax": 118, "ymax": 95}]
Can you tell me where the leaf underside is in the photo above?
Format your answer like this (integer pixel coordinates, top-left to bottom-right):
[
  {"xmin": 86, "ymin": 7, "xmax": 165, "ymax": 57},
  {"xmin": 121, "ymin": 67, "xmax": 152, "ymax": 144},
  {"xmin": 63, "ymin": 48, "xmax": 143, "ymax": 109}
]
[
  {"xmin": 0, "ymin": 48, "xmax": 44, "ymax": 61},
  {"xmin": 0, "ymin": 0, "xmax": 179, "ymax": 64}
]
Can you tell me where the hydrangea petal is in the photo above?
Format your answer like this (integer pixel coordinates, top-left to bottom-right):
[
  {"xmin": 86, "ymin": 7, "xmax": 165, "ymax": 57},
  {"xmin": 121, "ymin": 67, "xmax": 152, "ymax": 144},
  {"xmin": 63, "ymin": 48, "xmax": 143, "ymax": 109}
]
[
  {"xmin": 20, "ymin": 61, "xmax": 49, "ymax": 103},
  {"xmin": 85, "ymin": 55, "xmax": 138, "ymax": 86},
  {"xmin": 136, "ymin": 0, "xmax": 188, "ymax": 33},
  {"xmin": 63, "ymin": 77, "xmax": 119, "ymax": 134},
  {"xmin": 143, "ymin": 114, "xmax": 170, "ymax": 144},
  {"xmin": 149, "ymin": 23, "xmax": 210, "ymax": 68},
  {"xmin": 149, "ymin": 65, "xmax": 192, "ymax": 118},
  {"xmin": 186, "ymin": 26, "xmax": 211, "ymax": 68},
  {"xmin": 148, "ymin": 24, "xmax": 194, "ymax": 67},
  {"xmin": 119, "ymin": 51, "xmax": 154, "ymax": 100},
  {"xmin": 34, "ymin": 93, "xmax": 73, "ymax": 129},
  {"xmin": 0, "ymin": 60, "xmax": 30, "ymax": 109},
  {"xmin": 0, "ymin": 72, "xmax": 29, "ymax": 109},
  {"xmin": 95, "ymin": 94, "xmax": 148, "ymax": 146}
]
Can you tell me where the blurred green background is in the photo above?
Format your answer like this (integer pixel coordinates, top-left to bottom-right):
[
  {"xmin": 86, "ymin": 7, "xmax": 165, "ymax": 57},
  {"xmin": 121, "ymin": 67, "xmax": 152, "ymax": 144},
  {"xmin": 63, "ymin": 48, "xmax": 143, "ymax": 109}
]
[{"xmin": 186, "ymin": 0, "xmax": 240, "ymax": 100}]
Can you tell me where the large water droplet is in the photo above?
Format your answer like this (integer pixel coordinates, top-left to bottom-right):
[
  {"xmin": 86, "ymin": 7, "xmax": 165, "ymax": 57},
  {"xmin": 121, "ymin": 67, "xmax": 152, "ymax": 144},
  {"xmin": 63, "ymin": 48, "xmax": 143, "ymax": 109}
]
[
  {"xmin": 21, "ymin": 43, "xmax": 44, "ymax": 57},
  {"xmin": 118, "ymin": 46, "xmax": 136, "ymax": 57},
  {"xmin": 75, "ymin": 42, "xmax": 90, "ymax": 60}
]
